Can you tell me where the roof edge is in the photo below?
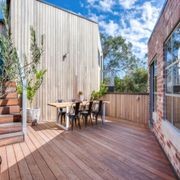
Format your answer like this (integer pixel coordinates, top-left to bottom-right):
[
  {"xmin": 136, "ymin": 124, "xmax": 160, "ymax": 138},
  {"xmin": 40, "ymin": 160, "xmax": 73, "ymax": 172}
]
[
  {"xmin": 148, "ymin": 0, "xmax": 168, "ymax": 44},
  {"xmin": 37, "ymin": 0, "xmax": 98, "ymax": 24}
]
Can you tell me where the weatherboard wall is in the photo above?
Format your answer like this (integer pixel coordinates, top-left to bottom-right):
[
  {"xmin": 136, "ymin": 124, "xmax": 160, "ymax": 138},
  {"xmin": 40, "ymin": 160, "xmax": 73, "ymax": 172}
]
[{"xmin": 9, "ymin": 0, "xmax": 102, "ymax": 121}]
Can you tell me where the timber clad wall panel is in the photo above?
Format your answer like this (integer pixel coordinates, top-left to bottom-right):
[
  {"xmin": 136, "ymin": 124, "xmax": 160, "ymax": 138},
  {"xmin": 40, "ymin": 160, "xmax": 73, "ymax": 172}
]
[
  {"xmin": 104, "ymin": 94, "xmax": 149, "ymax": 125},
  {"xmin": 10, "ymin": 0, "xmax": 101, "ymax": 121}
]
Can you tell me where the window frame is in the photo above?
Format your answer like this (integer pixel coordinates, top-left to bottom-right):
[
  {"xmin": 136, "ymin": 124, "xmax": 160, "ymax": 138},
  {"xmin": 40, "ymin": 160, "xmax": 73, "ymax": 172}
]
[{"xmin": 164, "ymin": 22, "xmax": 180, "ymax": 130}]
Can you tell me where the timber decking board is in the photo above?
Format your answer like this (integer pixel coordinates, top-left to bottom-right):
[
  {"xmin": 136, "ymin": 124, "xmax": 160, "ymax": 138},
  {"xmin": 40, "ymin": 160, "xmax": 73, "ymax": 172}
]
[{"xmin": 0, "ymin": 120, "xmax": 177, "ymax": 180}]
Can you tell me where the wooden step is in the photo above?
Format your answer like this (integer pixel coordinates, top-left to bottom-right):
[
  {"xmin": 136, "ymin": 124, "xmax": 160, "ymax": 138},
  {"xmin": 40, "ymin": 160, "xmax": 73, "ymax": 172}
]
[
  {"xmin": 0, "ymin": 123, "xmax": 22, "ymax": 134},
  {"xmin": 0, "ymin": 114, "xmax": 21, "ymax": 124},
  {"xmin": 4, "ymin": 81, "xmax": 16, "ymax": 88},
  {"xmin": 1, "ymin": 92, "xmax": 18, "ymax": 99},
  {"xmin": 0, "ymin": 131, "xmax": 24, "ymax": 147},
  {"xmin": 0, "ymin": 106, "xmax": 20, "ymax": 114},
  {"xmin": 0, "ymin": 98, "xmax": 19, "ymax": 106}
]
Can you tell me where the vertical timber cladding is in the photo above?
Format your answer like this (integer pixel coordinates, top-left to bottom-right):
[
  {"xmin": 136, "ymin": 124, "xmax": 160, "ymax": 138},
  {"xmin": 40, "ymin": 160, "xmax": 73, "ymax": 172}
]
[{"xmin": 10, "ymin": 0, "xmax": 101, "ymax": 121}]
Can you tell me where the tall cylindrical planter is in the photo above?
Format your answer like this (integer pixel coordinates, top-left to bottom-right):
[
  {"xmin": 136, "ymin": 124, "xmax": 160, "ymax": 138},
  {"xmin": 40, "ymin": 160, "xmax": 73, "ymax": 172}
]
[{"xmin": 27, "ymin": 108, "xmax": 41, "ymax": 123}]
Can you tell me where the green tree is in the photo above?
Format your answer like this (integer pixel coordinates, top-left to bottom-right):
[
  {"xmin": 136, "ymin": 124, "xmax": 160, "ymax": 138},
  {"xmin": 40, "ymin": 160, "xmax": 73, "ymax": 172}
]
[
  {"xmin": 115, "ymin": 68, "xmax": 148, "ymax": 93},
  {"xmin": 101, "ymin": 34, "xmax": 138, "ymax": 74}
]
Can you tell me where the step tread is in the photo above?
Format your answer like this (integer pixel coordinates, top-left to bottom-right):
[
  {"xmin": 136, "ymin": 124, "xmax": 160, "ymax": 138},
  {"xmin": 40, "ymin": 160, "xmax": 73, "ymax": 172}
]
[
  {"xmin": 0, "ymin": 131, "xmax": 24, "ymax": 140},
  {"xmin": 0, "ymin": 122, "xmax": 22, "ymax": 127},
  {"xmin": 4, "ymin": 81, "xmax": 17, "ymax": 87},
  {"xmin": 0, "ymin": 105, "xmax": 20, "ymax": 114},
  {"xmin": 0, "ymin": 113, "xmax": 21, "ymax": 124},
  {"xmin": 0, "ymin": 92, "xmax": 18, "ymax": 99},
  {"xmin": 0, "ymin": 131, "xmax": 24, "ymax": 147},
  {"xmin": 0, "ymin": 123, "xmax": 22, "ymax": 135},
  {"xmin": 0, "ymin": 98, "xmax": 19, "ymax": 106},
  {"xmin": 0, "ymin": 113, "xmax": 21, "ymax": 117}
]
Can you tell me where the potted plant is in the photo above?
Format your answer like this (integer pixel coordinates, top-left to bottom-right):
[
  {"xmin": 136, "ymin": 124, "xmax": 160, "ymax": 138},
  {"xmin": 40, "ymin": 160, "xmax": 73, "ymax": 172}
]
[
  {"xmin": 90, "ymin": 82, "xmax": 108, "ymax": 100},
  {"xmin": 78, "ymin": 91, "xmax": 84, "ymax": 101},
  {"xmin": 18, "ymin": 27, "xmax": 46, "ymax": 125}
]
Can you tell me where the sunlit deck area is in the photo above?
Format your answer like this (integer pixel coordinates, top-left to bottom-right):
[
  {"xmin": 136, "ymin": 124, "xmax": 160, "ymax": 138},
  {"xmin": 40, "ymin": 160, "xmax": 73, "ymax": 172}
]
[{"xmin": 0, "ymin": 119, "xmax": 177, "ymax": 180}]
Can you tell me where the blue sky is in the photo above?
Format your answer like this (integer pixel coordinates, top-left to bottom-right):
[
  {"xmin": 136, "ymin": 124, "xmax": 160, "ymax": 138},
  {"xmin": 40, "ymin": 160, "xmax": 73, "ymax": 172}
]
[
  {"xmin": 43, "ymin": 0, "xmax": 166, "ymax": 60},
  {"xmin": 0, "ymin": 0, "xmax": 165, "ymax": 60}
]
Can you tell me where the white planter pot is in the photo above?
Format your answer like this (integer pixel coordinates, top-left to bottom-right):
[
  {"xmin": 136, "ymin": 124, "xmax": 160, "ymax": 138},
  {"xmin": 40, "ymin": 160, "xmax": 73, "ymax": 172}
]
[{"xmin": 27, "ymin": 108, "xmax": 41, "ymax": 123}]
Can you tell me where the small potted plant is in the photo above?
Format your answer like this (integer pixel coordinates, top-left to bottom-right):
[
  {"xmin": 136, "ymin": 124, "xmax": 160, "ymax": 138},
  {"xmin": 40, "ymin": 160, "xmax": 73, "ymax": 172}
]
[
  {"xmin": 78, "ymin": 91, "xmax": 84, "ymax": 101},
  {"xmin": 26, "ymin": 69, "xmax": 46, "ymax": 125},
  {"xmin": 90, "ymin": 82, "xmax": 108, "ymax": 100}
]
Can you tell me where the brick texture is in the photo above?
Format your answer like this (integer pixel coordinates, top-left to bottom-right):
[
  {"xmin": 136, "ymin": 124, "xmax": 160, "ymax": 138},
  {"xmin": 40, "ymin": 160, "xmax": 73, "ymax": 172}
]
[{"xmin": 148, "ymin": 0, "xmax": 180, "ymax": 178}]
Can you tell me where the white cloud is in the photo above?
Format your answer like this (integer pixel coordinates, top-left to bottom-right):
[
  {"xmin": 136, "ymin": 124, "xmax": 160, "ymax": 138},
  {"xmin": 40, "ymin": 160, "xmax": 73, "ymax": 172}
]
[
  {"xmin": 88, "ymin": 13, "xmax": 105, "ymax": 22},
  {"xmin": 99, "ymin": 0, "xmax": 115, "ymax": 12},
  {"xmin": 87, "ymin": 0, "xmax": 115, "ymax": 12},
  {"xmin": 119, "ymin": 0, "xmax": 138, "ymax": 9},
  {"xmin": 87, "ymin": 0, "xmax": 164, "ymax": 60},
  {"xmin": 100, "ymin": 20, "xmax": 119, "ymax": 36}
]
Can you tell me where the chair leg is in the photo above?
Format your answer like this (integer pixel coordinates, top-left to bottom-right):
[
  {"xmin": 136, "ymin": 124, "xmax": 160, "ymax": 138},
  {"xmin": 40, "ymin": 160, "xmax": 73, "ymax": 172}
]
[
  {"xmin": 95, "ymin": 115, "xmax": 98, "ymax": 125},
  {"xmin": 58, "ymin": 113, "xmax": 60, "ymax": 123},
  {"xmin": 63, "ymin": 114, "xmax": 66, "ymax": 123},
  {"xmin": 71, "ymin": 119, "xmax": 74, "ymax": 130},
  {"xmin": 78, "ymin": 117, "xmax": 81, "ymax": 129},
  {"xmin": 85, "ymin": 116, "xmax": 88, "ymax": 127},
  {"xmin": 60, "ymin": 115, "xmax": 63, "ymax": 124},
  {"xmin": 74, "ymin": 118, "xmax": 77, "ymax": 127},
  {"xmin": 82, "ymin": 116, "xmax": 85, "ymax": 126},
  {"xmin": 90, "ymin": 116, "xmax": 93, "ymax": 126}
]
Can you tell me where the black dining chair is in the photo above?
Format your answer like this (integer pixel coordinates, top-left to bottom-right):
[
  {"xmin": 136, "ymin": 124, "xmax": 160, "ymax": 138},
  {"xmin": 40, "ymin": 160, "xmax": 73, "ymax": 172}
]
[
  {"xmin": 57, "ymin": 99, "xmax": 66, "ymax": 124},
  {"xmin": 67, "ymin": 102, "xmax": 81, "ymax": 130},
  {"xmin": 92, "ymin": 100, "xmax": 103, "ymax": 125},
  {"xmin": 81, "ymin": 101, "xmax": 93, "ymax": 127}
]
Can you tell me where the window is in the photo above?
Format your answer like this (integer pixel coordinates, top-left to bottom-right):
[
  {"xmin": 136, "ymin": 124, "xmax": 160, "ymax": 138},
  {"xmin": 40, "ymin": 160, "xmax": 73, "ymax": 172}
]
[
  {"xmin": 165, "ymin": 23, "xmax": 180, "ymax": 129},
  {"xmin": 150, "ymin": 59, "xmax": 157, "ymax": 123},
  {"xmin": 153, "ymin": 60, "xmax": 157, "ymax": 112}
]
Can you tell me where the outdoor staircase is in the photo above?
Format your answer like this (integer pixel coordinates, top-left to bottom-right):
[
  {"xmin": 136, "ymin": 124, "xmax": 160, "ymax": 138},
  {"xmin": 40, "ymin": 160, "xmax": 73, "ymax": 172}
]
[{"xmin": 0, "ymin": 82, "xmax": 24, "ymax": 147}]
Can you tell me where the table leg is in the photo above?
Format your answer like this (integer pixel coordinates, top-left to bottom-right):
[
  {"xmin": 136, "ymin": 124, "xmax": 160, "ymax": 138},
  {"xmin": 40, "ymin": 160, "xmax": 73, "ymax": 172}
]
[
  {"xmin": 66, "ymin": 106, "xmax": 70, "ymax": 129},
  {"xmin": 102, "ymin": 103, "xmax": 105, "ymax": 124},
  {"xmin": 56, "ymin": 108, "xmax": 59, "ymax": 124}
]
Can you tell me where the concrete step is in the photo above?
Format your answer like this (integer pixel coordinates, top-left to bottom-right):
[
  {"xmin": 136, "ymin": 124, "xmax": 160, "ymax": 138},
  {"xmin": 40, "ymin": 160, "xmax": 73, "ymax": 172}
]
[
  {"xmin": 0, "ymin": 98, "xmax": 19, "ymax": 106},
  {"xmin": 0, "ymin": 106, "xmax": 20, "ymax": 114},
  {"xmin": 0, "ymin": 122, "xmax": 22, "ymax": 134},
  {"xmin": 0, "ymin": 114, "xmax": 21, "ymax": 124},
  {"xmin": 0, "ymin": 131, "xmax": 24, "ymax": 147}
]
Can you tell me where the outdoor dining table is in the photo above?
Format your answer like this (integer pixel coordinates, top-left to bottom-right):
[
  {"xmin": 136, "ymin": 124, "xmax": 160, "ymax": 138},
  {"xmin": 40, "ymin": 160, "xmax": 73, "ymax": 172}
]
[{"xmin": 48, "ymin": 100, "xmax": 109, "ymax": 130}]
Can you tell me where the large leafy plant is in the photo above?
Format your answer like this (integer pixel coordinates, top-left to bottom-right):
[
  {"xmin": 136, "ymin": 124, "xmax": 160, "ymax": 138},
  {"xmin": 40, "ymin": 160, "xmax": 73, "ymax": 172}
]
[{"xmin": 18, "ymin": 27, "xmax": 46, "ymax": 107}]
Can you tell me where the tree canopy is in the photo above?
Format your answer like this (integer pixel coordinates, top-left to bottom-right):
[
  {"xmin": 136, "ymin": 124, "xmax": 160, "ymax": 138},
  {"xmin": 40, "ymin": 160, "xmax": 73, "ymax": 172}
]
[
  {"xmin": 101, "ymin": 33, "xmax": 148, "ymax": 93},
  {"xmin": 101, "ymin": 34, "xmax": 139, "ymax": 73},
  {"xmin": 114, "ymin": 68, "xmax": 148, "ymax": 93}
]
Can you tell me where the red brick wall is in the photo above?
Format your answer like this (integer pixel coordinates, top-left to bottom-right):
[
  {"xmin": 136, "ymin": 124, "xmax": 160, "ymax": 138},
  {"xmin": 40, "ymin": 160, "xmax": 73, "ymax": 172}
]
[{"xmin": 148, "ymin": 0, "xmax": 180, "ymax": 177}]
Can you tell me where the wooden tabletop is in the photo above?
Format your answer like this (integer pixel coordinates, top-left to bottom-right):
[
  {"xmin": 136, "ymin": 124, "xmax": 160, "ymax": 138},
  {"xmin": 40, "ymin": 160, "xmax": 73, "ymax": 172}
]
[
  {"xmin": 48, "ymin": 101, "xmax": 88, "ymax": 108},
  {"xmin": 48, "ymin": 100, "xmax": 110, "ymax": 108}
]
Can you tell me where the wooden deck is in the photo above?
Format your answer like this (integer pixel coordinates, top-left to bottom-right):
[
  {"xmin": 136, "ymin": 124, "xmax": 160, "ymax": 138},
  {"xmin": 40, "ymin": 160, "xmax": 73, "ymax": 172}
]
[{"xmin": 0, "ymin": 119, "xmax": 177, "ymax": 180}]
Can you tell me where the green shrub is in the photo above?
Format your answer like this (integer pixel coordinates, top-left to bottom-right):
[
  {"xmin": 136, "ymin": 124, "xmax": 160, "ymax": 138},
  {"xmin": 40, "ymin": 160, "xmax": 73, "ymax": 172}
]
[{"xmin": 91, "ymin": 83, "xmax": 108, "ymax": 100}]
